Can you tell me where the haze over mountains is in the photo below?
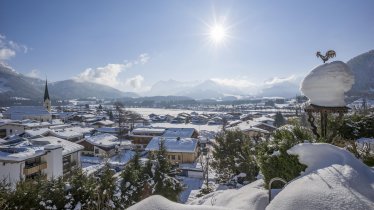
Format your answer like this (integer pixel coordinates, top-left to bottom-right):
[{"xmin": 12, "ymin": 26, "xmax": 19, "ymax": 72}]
[{"xmin": 0, "ymin": 50, "xmax": 373, "ymax": 101}]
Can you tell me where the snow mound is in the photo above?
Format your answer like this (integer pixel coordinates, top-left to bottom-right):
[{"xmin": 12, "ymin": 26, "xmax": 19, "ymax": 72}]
[
  {"xmin": 189, "ymin": 180, "xmax": 268, "ymax": 210},
  {"xmin": 267, "ymin": 143, "xmax": 374, "ymax": 210},
  {"xmin": 300, "ymin": 61, "xmax": 354, "ymax": 107},
  {"xmin": 128, "ymin": 195, "xmax": 231, "ymax": 210}
]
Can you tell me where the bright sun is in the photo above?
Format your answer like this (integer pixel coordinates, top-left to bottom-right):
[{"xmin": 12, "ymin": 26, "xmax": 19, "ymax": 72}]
[{"xmin": 209, "ymin": 24, "xmax": 227, "ymax": 44}]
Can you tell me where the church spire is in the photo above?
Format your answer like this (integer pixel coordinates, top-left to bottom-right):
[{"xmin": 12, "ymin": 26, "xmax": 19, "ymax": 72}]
[
  {"xmin": 44, "ymin": 79, "xmax": 50, "ymax": 101},
  {"xmin": 43, "ymin": 79, "xmax": 51, "ymax": 112}
]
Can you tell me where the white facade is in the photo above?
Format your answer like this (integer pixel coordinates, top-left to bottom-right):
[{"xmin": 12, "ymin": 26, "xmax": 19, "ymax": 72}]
[
  {"xmin": 0, "ymin": 137, "xmax": 83, "ymax": 186},
  {"xmin": 43, "ymin": 145, "xmax": 63, "ymax": 179}
]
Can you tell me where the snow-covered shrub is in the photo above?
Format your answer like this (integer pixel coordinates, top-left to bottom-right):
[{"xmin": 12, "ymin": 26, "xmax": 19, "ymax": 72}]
[
  {"xmin": 6, "ymin": 176, "xmax": 45, "ymax": 209},
  {"xmin": 211, "ymin": 129, "xmax": 259, "ymax": 184},
  {"xmin": 0, "ymin": 179, "xmax": 11, "ymax": 209},
  {"xmin": 69, "ymin": 169, "xmax": 99, "ymax": 209},
  {"xmin": 338, "ymin": 113, "xmax": 374, "ymax": 140},
  {"xmin": 256, "ymin": 125, "xmax": 313, "ymax": 188},
  {"xmin": 39, "ymin": 177, "xmax": 73, "ymax": 210}
]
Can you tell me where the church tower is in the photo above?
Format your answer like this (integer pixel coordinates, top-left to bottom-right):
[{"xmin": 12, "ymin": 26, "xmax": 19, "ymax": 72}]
[{"xmin": 43, "ymin": 79, "xmax": 51, "ymax": 112}]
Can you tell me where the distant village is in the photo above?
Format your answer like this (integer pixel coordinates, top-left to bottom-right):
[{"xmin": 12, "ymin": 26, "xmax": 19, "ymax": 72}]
[{"xmin": 0, "ymin": 80, "xmax": 372, "ymax": 202}]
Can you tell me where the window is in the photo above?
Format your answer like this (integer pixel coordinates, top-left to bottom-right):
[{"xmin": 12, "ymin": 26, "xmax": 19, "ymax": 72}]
[
  {"xmin": 95, "ymin": 149, "xmax": 99, "ymax": 154},
  {"xmin": 178, "ymin": 155, "xmax": 181, "ymax": 160},
  {"xmin": 171, "ymin": 155, "xmax": 175, "ymax": 160},
  {"xmin": 9, "ymin": 129, "xmax": 12, "ymax": 134}
]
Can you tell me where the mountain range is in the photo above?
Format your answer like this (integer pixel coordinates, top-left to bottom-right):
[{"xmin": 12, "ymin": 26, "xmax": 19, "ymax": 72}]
[
  {"xmin": 0, "ymin": 49, "xmax": 373, "ymax": 101},
  {"xmin": 0, "ymin": 63, "xmax": 138, "ymax": 101}
]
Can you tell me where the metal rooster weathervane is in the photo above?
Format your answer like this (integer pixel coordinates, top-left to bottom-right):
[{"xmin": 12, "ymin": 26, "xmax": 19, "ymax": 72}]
[{"xmin": 316, "ymin": 50, "xmax": 336, "ymax": 63}]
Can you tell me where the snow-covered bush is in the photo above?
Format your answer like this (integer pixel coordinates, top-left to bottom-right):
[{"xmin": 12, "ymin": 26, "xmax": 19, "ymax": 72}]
[
  {"xmin": 256, "ymin": 125, "xmax": 313, "ymax": 188},
  {"xmin": 211, "ymin": 129, "xmax": 259, "ymax": 184},
  {"xmin": 7, "ymin": 176, "xmax": 45, "ymax": 209},
  {"xmin": 0, "ymin": 179, "xmax": 11, "ymax": 209},
  {"xmin": 338, "ymin": 113, "xmax": 374, "ymax": 140}
]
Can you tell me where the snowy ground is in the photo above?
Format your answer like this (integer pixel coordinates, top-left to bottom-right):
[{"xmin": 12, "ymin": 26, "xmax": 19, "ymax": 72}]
[
  {"xmin": 129, "ymin": 143, "xmax": 374, "ymax": 210},
  {"xmin": 179, "ymin": 176, "xmax": 204, "ymax": 203},
  {"xmin": 127, "ymin": 108, "xmax": 220, "ymax": 118}
]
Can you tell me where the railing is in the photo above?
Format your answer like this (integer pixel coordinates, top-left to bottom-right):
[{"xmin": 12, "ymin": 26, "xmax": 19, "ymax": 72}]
[
  {"xmin": 268, "ymin": 177, "xmax": 287, "ymax": 203},
  {"xmin": 24, "ymin": 162, "xmax": 47, "ymax": 176}
]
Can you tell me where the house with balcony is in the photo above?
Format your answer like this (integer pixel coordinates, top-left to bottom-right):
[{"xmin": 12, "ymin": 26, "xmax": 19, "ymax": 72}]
[{"xmin": 0, "ymin": 136, "xmax": 83, "ymax": 185}]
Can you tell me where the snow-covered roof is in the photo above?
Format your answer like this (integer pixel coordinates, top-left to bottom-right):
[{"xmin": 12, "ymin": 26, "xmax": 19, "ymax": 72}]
[
  {"xmin": 0, "ymin": 119, "xmax": 19, "ymax": 127},
  {"xmin": 85, "ymin": 133, "xmax": 120, "ymax": 148},
  {"xmin": 0, "ymin": 140, "xmax": 46, "ymax": 162},
  {"xmin": 132, "ymin": 127, "xmax": 165, "ymax": 135},
  {"xmin": 4, "ymin": 106, "xmax": 50, "ymax": 120},
  {"xmin": 162, "ymin": 128, "xmax": 196, "ymax": 138},
  {"xmin": 230, "ymin": 120, "xmax": 261, "ymax": 130},
  {"xmin": 253, "ymin": 116, "xmax": 274, "ymax": 123},
  {"xmin": 0, "ymin": 136, "xmax": 83, "ymax": 162},
  {"xmin": 50, "ymin": 129, "xmax": 82, "ymax": 139},
  {"xmin": 31, "ymin": 136, "xmax": 84, "ymax": 156},
  {"xmin": 108, "ymin": 150, "xmax": 135, "ymax": 166},
  {"xmin": 24, "ymin": 128, "xmax": 51, "ymax": 137},
  {"xmin": 227, "ymin": 125, "xmax": 269, "ymax": 134},
  {"xmin": 145, "ymin": 137, "xmax": 198, "ymax": 153},
  {"xmin": 50, "ymin": 126, "xmax": 94, "ymax": 139},
  {"xmin": 92, "ymin": 120, "xmax": 114, "ymax": 126},
  {"xmin": 96, "ymin": 127, "xmax": 120, "ymax": 133}
]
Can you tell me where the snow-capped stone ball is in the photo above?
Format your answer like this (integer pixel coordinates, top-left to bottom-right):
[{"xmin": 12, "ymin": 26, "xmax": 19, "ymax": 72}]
[{"xmin": 300, "ymin": 61, "xmax": 354, "ymax": 107}]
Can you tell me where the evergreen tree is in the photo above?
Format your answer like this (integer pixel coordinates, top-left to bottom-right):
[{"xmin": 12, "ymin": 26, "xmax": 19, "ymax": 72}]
[
  {"xmin": 151, "ymin": 140, "xmax": 183, "ymax": 202},
  {"xmin": 120, "ymin": 150, "xmax": 146, "ymax": 208},
  {"xmin": 39, "ymin": 177, "xmax": 72, "ymax": 210},
  {"xmin": 70, "ymin": 169, "xmax": 98, "ymax": 209},
  {"xmin": 98, "ymin": 164, "xmax": 117, "ymax": 209},
  {"xmin": 274, "ymin": 112, "xmax": 286, "ymax": 127},
  {"xmin": 8, "ymin": 177, "xmax": 44, "ymax": 209},
  {"xmin": 211, "ymin": 130, "xmax": 259, "ymax": 184},
  {"xmin": 256, "ymin": 125, "xmax": 313, "ymax": 188}
]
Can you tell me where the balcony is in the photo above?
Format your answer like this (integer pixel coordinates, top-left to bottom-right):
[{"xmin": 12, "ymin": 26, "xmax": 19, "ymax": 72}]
[{"xmin": 23, "ymin": 162, "xmax": 48, "ymax": 176}]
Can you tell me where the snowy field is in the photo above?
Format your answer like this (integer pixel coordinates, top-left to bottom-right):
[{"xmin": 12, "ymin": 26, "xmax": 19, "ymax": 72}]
[{"xmin": 127, "ymin": 108, "xmax": 219, "ymax": 118}]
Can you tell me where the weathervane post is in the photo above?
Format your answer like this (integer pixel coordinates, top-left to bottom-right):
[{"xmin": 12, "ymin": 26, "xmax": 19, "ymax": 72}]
[{"xmin": 304, "ymin": 50, "xmax": 349, "ymax": 140}]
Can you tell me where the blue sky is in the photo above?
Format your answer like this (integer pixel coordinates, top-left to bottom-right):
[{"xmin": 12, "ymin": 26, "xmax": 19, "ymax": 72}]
[{"xmin": 1, "ymin": 0, "xmax": 373, "ymax": 93}]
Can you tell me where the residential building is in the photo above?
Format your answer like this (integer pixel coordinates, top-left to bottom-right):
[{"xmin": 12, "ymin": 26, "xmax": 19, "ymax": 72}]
[
  {"xmin": 145, "ymin": 137, "xmax": 199, "ymax": 164},
  {"xmin": 0, "ymin": 136, "xmax": 83, "ymax": 185}
]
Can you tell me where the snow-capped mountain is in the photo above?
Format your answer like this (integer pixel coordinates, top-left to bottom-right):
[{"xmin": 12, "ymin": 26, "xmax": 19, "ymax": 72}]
[
  {"xmin": 260, "ymin": 79, "xmax": 301, "ymax": 98},
  {"xmin": 347, "ymin": 50, "xmax": 374, "ymax": 96},
  {"xmin": 0, "ymin": 63, "xmax": 43, "ymax": 99},
  {"xmin": 0, "ymin": 63, "xmax": 137, "ymax": 100},
  {"xmin": 147, "ymin": 79, "xmax": 248, "ymax": 100}
]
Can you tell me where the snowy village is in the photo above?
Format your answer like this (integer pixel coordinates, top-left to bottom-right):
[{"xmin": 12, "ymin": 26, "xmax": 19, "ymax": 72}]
[{"xmin": 0, "ymin": 1, "xmax": 374, "ymax": 210}]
